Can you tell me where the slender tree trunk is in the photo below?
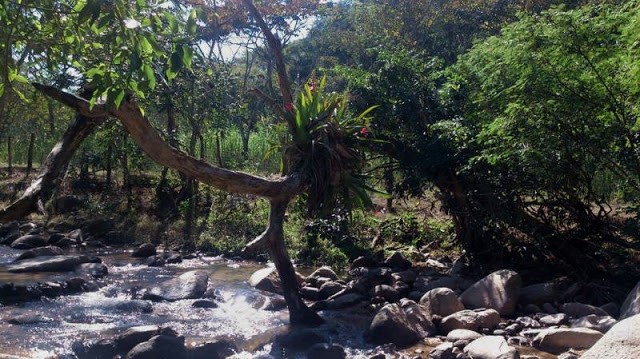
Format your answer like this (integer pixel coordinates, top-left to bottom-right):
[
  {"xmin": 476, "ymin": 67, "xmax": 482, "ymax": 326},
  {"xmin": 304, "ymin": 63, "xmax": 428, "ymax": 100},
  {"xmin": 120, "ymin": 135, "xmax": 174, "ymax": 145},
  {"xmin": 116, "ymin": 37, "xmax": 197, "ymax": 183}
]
[
  {"xmin": 26, "ymin": 132, "xmax": 35, "ymax": 175},
  {"xmin": 199, "ymin": 134, "xmax": 206, "ymax": 160},
  {"xmin": 119, "ymin": 134, "xmax": 133, "ymax": 206},
  {"xmin": 7, "ymin": 135, "xmax": 12, "ymax": 175},
  {"xmin": 0, "ymin": 115, "xmax": 103, "ymax": 221},
  {"xmin": 265, "ymin": 199, "xmax": 324, "ymax": 325},
  {"xmin": 384, "ymin": 165, "xmax": 394, "ymax": 211},
  {"xmin": 215, "ymin": 132, "xmax": 224, "ymax": 168}
]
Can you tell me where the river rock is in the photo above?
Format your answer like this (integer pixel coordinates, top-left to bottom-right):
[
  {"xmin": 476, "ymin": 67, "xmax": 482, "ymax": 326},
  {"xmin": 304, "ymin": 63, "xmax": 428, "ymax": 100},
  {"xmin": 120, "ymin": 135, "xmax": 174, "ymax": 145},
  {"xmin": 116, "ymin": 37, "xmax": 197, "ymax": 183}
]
[
  {"xmin": 187, "ymin": 340, "xmax": 237, "ymax": 359},
  {"xmin": 10, "ymin": 234, "xmax": 47, "ymax": 249},
  {"xmin": 326, "ymin": 292, "xmax": 365, "ymax": 309},
  {"xmin": 570, "ymin": 314, "xmax": 617, "ymax": 333},
  {"xmin": 300, "ymin": 286, "xmax": 320, "ymax": 300},
  {"xmin": 166, "ymin": 254, "xmax": 183, "ymax": 264},
  {"xmin": 14, "ymin": 246, "xmax": 64, "ymax": 261},
  {"xmin": 192, "ymin": 299, "xmax": 218, "ymax": 309},
  {"xmin": 7, "ymin": 314, "xmax": 55, "ymax": 325},
  {"xmin": 125, "ymin": 335, "xmax": 186, "ymax": 359},
  {"xmin": 308, "ymin": 266, "xmax": 339, "ymax": 281},
  {"xmin": 365, "ymin": 300, "xmax": 436, "ymax": 347},
  {"xmin": 464, "ymin": 336, "xmax": 519, "ymax": 359},
  {"xmin": 249, "ymin": 267, "xmax": 304, "ymax": 295},
  {"xmin": 55, "ymin": 195, "xmax": 84, "ymax": 213},
  {"xmin": 0, "ymin": 229, "xmax": 21, "ymax": 245},
  {"xmin": 580, "ymin": 314, "xmax": 640, "ymax": 359},
  {"xmin": 440, "ymin": 309, "xmax": 501, "ymax": 334},
  {"xmin": 419, "ymin": 287, "xmax": 465, "ymax": 317},
  {"xmin": 533, "ymin": 327, "xmax": 603, "ymax": 352},
  {"xmin": 446, "ymin": 329, "xmax": 482, "ymax": 342},
  {"xmin": 383, "ymin": 251, "xmax": 412, "ymax": 271},
  {"xmin": 319, "ymin": 281, "xmax": 346, "ymax": 299},
  {"xmin": 561, "ymin": 302, "xmax": 608, "ymax": 318},
  {"xmin": 306, "ymin": 343, "xmax": 346, "ymax": 359},
  {"xmin": 460, "ymin": 269, "xmax": 521, "ymax": 315},
  {"xmin": 116, "ymin": 325, "xmax": 168, "ymax": 352},
  {"xmin": 7, "ymin": 255, "xmax": 93, "ymax": 273},
  {"xmin": 131, "ymin": 243, "xmax": 157, "ymax": 258},
  {"xmin": 146, "ymin": 255, "xmax": 166, "ymax": 267},
  {"xmin": 75, "ymin": 263, "xmax": 109, "ymax": 278},
  {"xmin": 350, "ymin": 255, "xmax": 378, "ymax": 269},
  {"xmin": 539, "ymin": 313, "xmax": 568, "ymax": 326},
  {"xmin": 619, "ymin": 281, "xmax": 640, "ymax": 320},
  {"xmin": 278, "ymin": 329, "xmax": 326, "ymax": 351},
  {"xmin": 373, "ymin": 284, "xmax": 400, "ymax": 302},
  {"xmin": 113, "ymin": 300, "xmax": 153, "ymax": 313},
  {"xmin": 73, "ymin": 339, "xmax": 119, "ymax": 359},
  {"xmin": 142, "ymin": 270, "xmax": 208, "ymax": 301},
  {"xmin": 392, "ymin": 270, "xmax": 417, "ymax": 284}
]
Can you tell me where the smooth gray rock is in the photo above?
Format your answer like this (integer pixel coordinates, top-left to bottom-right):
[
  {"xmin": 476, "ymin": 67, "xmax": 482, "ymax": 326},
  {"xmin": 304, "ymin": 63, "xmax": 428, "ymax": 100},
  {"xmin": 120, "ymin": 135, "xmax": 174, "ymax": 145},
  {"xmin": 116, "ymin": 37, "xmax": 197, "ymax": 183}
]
[
  {"xmin": 75, "ymin": 263, "xmax": 108, "ymax": 278},
  {"xmin": 307, "ymin": 266, "xmax": 339, "ymax": 281},
  {"xmin": 365, "ymin": 300, "xmax": 435, "ymax": 347},
  {"xmin": 131, "ymin": 243, "xmax": 156, "ymax": 258},
  {"xmin": 143, "ymin": 270, "xmax": 208, "ymax": 301},
  {"xmin": 249, "ymin": 267, "xmax": 304, "ymax": 295},
  {"xmin": 446, "ymin": 329, "xmax": 482, "ymax": 342},
  {"xmin": 580, "ymin": 314, "xmax": 640, "ymax": 359},
  {"xmin": 187, "ymin": 340, "xmax": 237, "ymax": 359},
  {"xmin": 460, "ymin": 269, "xmax": 521, "ymax": 315},
  {"xmin": 440, "ymin": 309, "xmax": 501, "ymax": 334},
  {"xmin": 533, "ymin": 327, "xmax": 603, "ymax": 352},
  {"xmin": 10, "ymin": 235, "xmax": 47, "ymax": 249},
  {"xmin": 539, "ymin": 313, "xmax": 568, "ymax": 326},
  {"xmin": 464, "ymin": 336, "xmax": 520, "ymax": 359},
  {"xmin": 419, "ymin": 287, "xmax": 464, "ymax": 317},
  {"xmin": 570, "ymin": 314, "xmax": 617, "ymax": 333},
  {"xmin": 561, "ymin": 302, "xmax": 608, "ymax": 318},
  {"xmin": 14, "ymin": 246, "xmax": 64, "ymax": 261},
  {"xmin": 125, "ymin": 335, "xmax": 186, "ymax": 359},
  {"xmin": 619, "ymin": 281, "xmax": 640, "ymax": 320},
  {"xmin": 319, "ymin": 281, "xmax": 346, "ymax": 299},
  {"xmin": 7, "ymin": 255, "xmax": 93, "ymax": 273}
]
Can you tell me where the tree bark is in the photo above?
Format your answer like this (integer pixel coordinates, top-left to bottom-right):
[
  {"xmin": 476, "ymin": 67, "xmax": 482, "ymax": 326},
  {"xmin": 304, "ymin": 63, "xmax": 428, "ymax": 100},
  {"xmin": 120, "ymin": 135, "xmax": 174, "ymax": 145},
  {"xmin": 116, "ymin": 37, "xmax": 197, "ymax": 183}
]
[{"xmin": 0, "ymin": 114, "xmax": 104, "ymax": 221}]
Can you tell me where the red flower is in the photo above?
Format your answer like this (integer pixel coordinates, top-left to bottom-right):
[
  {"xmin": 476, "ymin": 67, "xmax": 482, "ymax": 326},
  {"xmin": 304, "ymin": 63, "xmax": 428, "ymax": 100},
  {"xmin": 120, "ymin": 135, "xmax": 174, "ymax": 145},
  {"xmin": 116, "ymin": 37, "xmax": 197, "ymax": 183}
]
[
  {"xmin": 359, "ymin": 127, "xmax": 370, "ymax": 136},
  {"xmin": 309, "ymin": 80, "xmax": 317, "ymax": 93},
  {"xmin": 284, "ymin": 102, "xmax": 294, "ymax": 112}
]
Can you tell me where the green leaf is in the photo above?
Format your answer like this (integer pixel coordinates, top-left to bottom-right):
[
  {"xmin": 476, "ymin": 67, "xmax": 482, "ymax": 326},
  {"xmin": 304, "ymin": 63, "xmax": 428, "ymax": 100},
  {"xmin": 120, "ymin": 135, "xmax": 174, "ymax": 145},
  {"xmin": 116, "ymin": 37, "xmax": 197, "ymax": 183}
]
[
  {"xmin": 186, "ymin": 9, "xmax": 197, "ymax": 36},
  {"xmin": 181, "ymin": 45, "xmax": 193, "ymax": 69},
  {"xmin": 113, "ymin": 89, "xmax": 125, "ymax": 108},
  {"xmin": 0, "ymin": 83, "xmax": 4, "ymax": 98},
  {"xmin": 142, "ymin": 64, "xmax": 156, "ymax": 90}
]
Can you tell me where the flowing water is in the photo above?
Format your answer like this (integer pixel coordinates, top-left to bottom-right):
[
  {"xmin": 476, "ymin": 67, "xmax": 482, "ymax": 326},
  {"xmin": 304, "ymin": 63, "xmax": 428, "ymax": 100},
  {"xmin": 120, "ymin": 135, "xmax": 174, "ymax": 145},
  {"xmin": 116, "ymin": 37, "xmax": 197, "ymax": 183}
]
[
  {"xmin": 0, "ymin": 247, "xmax": 377, "ymax": 358},
  {"xmin": 0, "ymin": 247, "xmax": 558, "ymax": 359}
]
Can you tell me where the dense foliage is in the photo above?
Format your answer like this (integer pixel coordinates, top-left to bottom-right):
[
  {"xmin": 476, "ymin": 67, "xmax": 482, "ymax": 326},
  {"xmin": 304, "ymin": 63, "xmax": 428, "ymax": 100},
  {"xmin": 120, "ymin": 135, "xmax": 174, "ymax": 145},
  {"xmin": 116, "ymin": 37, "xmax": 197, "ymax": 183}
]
[{"xmin": 1, "ymin": 0, "xmax": 639, "ymax": 280}]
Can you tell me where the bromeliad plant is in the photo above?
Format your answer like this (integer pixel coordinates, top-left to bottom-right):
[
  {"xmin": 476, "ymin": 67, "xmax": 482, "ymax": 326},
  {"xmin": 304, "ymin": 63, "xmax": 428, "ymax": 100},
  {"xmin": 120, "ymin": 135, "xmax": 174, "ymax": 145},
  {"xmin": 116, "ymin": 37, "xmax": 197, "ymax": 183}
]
[{"xmin": 272, "ymin": 76, "xmax": 381, "ymax": 216}]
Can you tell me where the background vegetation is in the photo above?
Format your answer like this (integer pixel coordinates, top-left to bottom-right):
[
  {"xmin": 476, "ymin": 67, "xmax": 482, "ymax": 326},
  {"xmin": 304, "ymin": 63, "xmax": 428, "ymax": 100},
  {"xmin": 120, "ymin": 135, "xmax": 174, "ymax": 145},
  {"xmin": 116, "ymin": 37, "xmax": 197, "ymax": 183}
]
[{"xmin": 1, "ymin": 0, "xmax": 639, "ymax": 284}]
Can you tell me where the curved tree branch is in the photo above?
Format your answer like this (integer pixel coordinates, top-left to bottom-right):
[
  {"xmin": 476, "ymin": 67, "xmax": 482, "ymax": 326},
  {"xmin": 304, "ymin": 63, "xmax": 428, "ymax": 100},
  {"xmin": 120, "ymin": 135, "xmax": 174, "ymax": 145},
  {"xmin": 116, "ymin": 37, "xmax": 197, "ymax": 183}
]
[{"xmin": 32, "ymin": 83, "xmax": 302, "ymax": 201}]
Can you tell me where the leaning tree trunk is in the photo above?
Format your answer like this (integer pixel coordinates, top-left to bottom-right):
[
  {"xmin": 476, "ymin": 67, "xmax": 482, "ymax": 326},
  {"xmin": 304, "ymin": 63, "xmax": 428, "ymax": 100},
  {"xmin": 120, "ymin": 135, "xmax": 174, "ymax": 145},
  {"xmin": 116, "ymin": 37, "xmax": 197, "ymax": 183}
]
[
  {"xmin": 7, "ymin": 135, "xmax": 12, "ymax": 175},
  {"xmin": 0, "ymin": 114, "xmax": 103, "ymax": 221},
  {"xmin": 32, "ymin": 83, "xmax": 323, "ymax": 326}
]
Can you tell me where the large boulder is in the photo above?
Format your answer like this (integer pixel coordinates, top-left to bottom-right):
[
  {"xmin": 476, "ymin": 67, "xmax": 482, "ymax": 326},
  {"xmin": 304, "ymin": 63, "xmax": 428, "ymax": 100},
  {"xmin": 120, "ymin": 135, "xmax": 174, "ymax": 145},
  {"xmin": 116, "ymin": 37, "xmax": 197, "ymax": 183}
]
[
  {"xmin": 570, "ymin": 315, "xmax": 617, "ymax": 333},
  {"xmin": 125, "ymin": 335, "xmax": 186, "ymax": 359},
  {"xmin": 459, "ymin": 269, "xmax": 521, "ymax": 316},
  {"xmin": 307, "ymin": 266, "xmax": 339, "ymax": 281},
  {"xmin": 533, "ymin": 328, "xmax": 603, "ymax": 352},
  {"xmin": 365, "ymin": 300, "xmax": 435, "ymax": 347},
  {"xmin": 419, "ymin": 287, "xmax": 464, "ymax": 317},
  {"xmin": 7, "ymin": 255, "xmax": 94, "ymax": 273},
  {"xmin": 306, "ymin": 343, "xmax": 346, "ymax": 359},
  {"xmin": 440, "ymin": 309, "xmax": 501, "ymax": 334},
  {"xmin": 619, "ymin": 281, "xmax": 640, "ymax": 320},
  {"xmin": 580, "ymin": 314, "xmax": 640, "ymax": 359},
  {"xmin": 463, "ymin": 336, "xmax": 520, "ymax": 359},
  {"xmin": 187, "ymin": 340, "xmax": 237, "ymax": 359},
  {"xmin": 14, "ymin": 246, "xmax": 64, "ymax": 261},
  {"xmin": 142, "ymin": 270, "xmax": 208, "ymax": 301},
  {"xmin": 249, "ymin": 267, "xmax": 304, "ymax": 295},
  {"xmin": 10, "ymin": 234, "xmax": 47, "ymax": 249},
  {"xmin": 131, "ymin": 243, "xmax": 157, "ymax": 258},
  {"xmin": 561, "ymin": 302, "xmax": 608, "ymax": 318},
  {"xmin": 383, "ymin": 251, "xmax": 412, "ymax": 271}
]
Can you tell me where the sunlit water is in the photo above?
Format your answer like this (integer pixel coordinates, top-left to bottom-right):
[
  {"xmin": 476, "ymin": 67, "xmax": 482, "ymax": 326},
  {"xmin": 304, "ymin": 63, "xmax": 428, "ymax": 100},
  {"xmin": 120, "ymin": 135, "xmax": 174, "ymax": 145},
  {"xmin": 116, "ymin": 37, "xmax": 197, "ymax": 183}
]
[{"xmin": 0, "ymin": 248, "xmax": 376, "ymax": 358}]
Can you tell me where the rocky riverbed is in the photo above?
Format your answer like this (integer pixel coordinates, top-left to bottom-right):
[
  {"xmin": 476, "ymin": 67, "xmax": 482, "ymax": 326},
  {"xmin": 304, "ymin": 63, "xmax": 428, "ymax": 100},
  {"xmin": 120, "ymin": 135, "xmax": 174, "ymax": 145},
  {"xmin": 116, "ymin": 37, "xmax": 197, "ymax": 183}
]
[{"xmin": 1, "ymin": 220, "xmax": 640, "ymax": 358}]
